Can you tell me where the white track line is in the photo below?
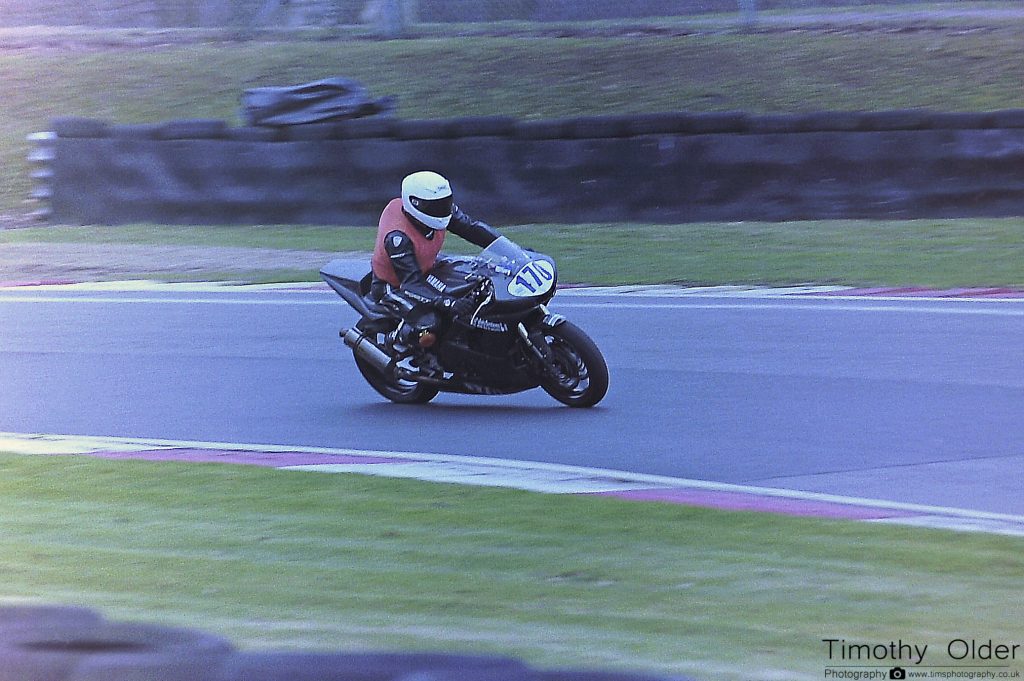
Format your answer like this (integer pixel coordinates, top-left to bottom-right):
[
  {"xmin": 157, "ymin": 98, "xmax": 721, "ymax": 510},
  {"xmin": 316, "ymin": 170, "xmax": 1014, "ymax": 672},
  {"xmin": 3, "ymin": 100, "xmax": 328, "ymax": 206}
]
[
  {"xmin": 0, "ymin": 295, "xmax": 333, "ymax": 305},
  {"xmin": 2, "ymin": 431, "xmax": 1024, "ymax": 536},
  {"xmin": 3, "ymin": 295, "xmax": 1024, "ymax": 318}
]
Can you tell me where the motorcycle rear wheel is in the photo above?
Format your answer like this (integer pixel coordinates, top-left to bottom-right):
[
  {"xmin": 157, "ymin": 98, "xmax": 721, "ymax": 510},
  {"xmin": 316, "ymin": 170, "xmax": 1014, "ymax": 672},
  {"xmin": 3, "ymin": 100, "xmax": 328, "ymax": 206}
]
[
  {"xmin": 352, "ymin": 325, "xmax": 439, "ymax": 405},
  {"xmin": 536, "ymin": 321, "xmax": 609, "ymax": 408}
]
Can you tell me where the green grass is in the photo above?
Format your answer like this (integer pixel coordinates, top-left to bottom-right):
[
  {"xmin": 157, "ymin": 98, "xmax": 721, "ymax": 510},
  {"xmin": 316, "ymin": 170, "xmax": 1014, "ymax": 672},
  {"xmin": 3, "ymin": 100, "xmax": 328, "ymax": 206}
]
[
  {"xmin": 0, "ymin": 452, "xmax": 1021, "ymax": 681},
  {"xmin": 7, "ymin": 219, "xmax": 1024, "ymax": 287},
  {"xmin": 4, "ymin": 5, "xmax": 1024, "ymax": 214},
  {"xmin": 0, "ymin": 223, "xmax": 356, "ymax": 249}
]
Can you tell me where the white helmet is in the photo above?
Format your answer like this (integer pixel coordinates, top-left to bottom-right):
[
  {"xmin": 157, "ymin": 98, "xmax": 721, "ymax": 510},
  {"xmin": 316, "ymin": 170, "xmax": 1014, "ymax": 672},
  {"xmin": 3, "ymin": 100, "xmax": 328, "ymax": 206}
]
[{"xmin": 402, "ymin": 171, "xmax": 453, "ymax": 231}]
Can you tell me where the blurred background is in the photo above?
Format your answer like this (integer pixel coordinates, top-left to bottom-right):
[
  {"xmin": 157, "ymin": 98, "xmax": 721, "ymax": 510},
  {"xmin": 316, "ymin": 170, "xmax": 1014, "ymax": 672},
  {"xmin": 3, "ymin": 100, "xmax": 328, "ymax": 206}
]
[{"xmin": 0, "ymin": 0, "xmax": 988, "ymax": 31}]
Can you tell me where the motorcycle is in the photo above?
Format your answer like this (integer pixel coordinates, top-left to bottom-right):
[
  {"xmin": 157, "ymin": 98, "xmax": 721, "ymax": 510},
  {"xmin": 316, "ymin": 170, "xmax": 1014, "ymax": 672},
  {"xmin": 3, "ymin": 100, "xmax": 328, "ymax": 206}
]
[{"xmin": 320, "ymin": 236, "xmax": 609, "ymax": 407}]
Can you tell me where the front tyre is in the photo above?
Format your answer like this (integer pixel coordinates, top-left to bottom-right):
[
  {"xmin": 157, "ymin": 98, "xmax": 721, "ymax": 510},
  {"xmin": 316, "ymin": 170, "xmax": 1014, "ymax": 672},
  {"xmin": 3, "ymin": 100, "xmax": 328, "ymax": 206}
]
[{"xmin": 536, "ymin": 321, "xmax": 609, "ymax": 408}]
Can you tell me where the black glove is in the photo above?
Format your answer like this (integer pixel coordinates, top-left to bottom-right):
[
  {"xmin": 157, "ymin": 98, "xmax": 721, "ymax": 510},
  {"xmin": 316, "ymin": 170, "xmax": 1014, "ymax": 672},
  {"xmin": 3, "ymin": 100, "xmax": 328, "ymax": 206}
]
[{"xmin": 437, "ymin": 295, "xmax": 476, "ymax": 317}]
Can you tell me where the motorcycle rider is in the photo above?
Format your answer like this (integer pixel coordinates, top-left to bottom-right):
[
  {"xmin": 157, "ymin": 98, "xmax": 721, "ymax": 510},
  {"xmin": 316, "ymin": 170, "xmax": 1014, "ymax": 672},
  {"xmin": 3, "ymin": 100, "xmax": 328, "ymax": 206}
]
[{"xmin": 370, "ymin": 171, "xmax": 502, "ymax": 317}]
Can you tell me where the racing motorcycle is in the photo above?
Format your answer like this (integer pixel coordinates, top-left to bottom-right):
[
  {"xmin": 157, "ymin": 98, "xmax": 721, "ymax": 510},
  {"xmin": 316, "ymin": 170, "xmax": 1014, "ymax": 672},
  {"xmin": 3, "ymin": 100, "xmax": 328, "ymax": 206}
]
[{"xmin": 320, "ymin": 237, "xmax": 608, "ymax": 407}]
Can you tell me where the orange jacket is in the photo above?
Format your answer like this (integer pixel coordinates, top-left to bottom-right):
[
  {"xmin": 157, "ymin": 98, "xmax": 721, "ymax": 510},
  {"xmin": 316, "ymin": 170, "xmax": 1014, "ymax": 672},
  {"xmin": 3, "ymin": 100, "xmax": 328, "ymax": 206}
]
[{"xmin": 370, "ymin": 198, "xmax": 446, "ymax": 287}]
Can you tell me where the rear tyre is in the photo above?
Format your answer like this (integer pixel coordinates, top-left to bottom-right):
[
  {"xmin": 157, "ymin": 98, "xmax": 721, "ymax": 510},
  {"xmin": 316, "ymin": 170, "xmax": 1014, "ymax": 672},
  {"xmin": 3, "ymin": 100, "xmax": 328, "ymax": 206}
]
[
  {"xmin": 353, "ymin": 322, "xmax": 439, "ymax": 405},
  {"xmin": 536, "ymin": 321, "xmax": 609, "ymax": 408}
]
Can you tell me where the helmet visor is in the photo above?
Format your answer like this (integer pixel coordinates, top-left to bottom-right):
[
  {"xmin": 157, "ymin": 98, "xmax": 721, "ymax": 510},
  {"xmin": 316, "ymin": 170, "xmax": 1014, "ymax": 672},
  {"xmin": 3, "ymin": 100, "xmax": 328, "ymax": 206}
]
[{"xmin": 410, "ymin": 195, "xmax": 453, "ymax": 219}]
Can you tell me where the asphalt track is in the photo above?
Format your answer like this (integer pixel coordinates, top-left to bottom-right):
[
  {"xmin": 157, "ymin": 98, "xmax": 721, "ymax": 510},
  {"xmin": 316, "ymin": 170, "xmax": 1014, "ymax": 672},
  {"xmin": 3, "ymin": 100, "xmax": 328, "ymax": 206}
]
[{"xmin": 1, "ymin": 283, "xmax": 1022, "ymax": 518}]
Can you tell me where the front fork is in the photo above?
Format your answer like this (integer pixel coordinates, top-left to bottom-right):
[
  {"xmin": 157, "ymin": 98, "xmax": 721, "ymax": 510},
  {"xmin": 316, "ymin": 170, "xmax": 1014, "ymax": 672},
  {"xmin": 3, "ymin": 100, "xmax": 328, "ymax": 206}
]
[{"xmin": 517, "ymin": 305, "xmax": 567, "ymax": 381}]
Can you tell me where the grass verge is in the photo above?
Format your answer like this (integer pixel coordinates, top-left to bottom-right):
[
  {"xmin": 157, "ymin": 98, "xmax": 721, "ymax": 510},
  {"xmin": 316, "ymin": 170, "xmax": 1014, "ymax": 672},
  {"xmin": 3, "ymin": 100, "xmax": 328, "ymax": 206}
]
[
  {"xmin": 3, "ymin": 5, "xmax": 1024, "ymax": 212},
  {"xmin": 5, "ymin": 219, "xmax": 1024, "ymax": 288},
  {"xmin": 0, "ymin": 453, "xmax": 1021, "ymax": 681}
]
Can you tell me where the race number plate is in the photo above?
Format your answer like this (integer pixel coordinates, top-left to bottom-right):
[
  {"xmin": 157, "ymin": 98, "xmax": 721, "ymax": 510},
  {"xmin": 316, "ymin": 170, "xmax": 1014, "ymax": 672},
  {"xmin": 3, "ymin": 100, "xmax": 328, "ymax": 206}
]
[{"xmin": 507, "ymin": 260, "xmax": 555, "ymax": 298}]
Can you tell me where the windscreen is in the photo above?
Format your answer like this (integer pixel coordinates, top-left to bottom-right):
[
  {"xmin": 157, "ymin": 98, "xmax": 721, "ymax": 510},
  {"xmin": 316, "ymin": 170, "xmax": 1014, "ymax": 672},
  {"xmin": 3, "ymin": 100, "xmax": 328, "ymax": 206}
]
[{"xmin": 478, "ymin": 236, "xmax": 530, "ymax": 270}]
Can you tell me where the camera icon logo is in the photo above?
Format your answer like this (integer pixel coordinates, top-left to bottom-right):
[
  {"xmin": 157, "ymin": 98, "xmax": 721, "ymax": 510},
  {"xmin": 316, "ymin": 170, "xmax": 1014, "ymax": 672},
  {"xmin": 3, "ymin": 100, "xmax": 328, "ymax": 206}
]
[{"xmin": 889, "ymin": 668, "xmax": 907, "ymax": 680}]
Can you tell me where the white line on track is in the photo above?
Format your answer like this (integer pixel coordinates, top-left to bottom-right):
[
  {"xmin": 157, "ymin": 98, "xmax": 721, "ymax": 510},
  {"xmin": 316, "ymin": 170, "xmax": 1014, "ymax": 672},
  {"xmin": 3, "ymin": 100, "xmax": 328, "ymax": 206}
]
[
  {"xmin": 3, "ymin": 293, "xmax": 1024, "ymax": 317},
  {"xmin": 0, "ymin": 295, "xmax": 333, "ymax": 306},
  {"xmin": 3, "ymin": 431, "xmax": 1024, "ymax": 536},
  {"xmin": 559, "ymin": 301, "xmax": 1024, "ymax": 316}
]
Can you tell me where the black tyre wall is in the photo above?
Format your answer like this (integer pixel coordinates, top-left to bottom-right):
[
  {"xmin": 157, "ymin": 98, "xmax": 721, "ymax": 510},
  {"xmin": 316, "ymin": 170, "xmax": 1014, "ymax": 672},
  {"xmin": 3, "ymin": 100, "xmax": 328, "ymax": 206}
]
[
  {"xmin": 0, "ymin": 605, "xmax": 694, "ymax": 681},
  {"xmin": 49, "ymin": 110, "xmax": 1024, "ymax": 225}
]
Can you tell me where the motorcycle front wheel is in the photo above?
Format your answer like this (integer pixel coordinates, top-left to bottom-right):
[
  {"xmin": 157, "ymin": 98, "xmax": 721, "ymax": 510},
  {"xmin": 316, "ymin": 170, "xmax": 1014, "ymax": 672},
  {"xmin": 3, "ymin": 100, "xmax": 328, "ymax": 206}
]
[
  {"xmin": 353, "ymin": 323, "xmax": 439, "ymax": 405},
  {"xmin": 536, "ymin": 321, "xmax": 609, "ymax": 408}
]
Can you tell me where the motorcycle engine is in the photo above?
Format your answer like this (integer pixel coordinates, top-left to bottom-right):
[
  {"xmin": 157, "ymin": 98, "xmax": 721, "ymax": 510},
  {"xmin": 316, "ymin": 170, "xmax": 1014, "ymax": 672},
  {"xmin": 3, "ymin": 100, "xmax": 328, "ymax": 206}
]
[
  {"xmin": 398, "ymin": 308, "xmax": 442, "ymax": 348},
  {"xmin": 437, "ymin": 322, "xmax": 521, "ymax": 380}
]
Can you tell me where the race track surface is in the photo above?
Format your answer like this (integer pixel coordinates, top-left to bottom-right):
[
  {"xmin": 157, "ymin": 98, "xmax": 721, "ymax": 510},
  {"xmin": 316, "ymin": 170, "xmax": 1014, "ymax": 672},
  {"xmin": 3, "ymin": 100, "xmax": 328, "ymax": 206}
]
[{"xmin": 1, "ymin": 284, "xmax": 1022, "ymax": 516}]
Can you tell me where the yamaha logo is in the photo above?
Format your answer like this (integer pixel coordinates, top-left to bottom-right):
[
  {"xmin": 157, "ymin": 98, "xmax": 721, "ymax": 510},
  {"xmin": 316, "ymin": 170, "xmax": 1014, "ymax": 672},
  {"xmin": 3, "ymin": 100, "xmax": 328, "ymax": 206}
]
[{"xmin": 427, "ymin": 275, "xmax": 447, "ymax": 292}]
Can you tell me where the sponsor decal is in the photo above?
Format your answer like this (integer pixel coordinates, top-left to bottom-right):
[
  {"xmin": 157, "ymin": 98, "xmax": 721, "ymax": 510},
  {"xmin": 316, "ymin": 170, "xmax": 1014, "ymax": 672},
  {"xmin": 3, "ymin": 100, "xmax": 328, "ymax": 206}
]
[
  {"xmin": 462, "ymin": 382, "xmax": 508, "ymax": 395},
  {"xmin": 402, "ymin": 290, "xmax": 431, "ymax": 304},
  {"xmin": 470, "ymin": 317, "xmax": 509, "ymax": 333}
]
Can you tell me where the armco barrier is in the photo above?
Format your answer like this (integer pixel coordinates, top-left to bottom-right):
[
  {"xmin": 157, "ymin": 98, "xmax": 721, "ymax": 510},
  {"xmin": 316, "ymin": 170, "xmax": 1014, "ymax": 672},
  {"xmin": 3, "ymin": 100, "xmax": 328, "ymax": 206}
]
[
  {"xmin": 42, "ymin": 109, "xmax": 1024, "ymax": 225},
  {"xmin": 0, "ymin": 605, "xmax": 693, "ymax": 681}
]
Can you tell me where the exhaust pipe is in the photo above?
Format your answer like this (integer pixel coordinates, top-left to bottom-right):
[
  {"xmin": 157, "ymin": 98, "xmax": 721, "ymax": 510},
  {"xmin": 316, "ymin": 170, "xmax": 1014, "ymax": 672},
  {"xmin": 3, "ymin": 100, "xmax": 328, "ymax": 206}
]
[{"xmin": 341, "ymin": 328, "xmax": 393, "ymax": 374}]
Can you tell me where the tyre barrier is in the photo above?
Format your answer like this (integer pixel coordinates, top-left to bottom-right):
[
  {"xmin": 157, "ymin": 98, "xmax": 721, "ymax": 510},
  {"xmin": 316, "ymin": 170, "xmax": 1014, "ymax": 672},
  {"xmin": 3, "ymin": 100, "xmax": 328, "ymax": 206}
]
[
  {"xmin": 0, "ymin": 605, "xmax": 694, "ymax": 681},
  {"xmin": 25, "ymin": 131, "xmax": 56, "ymax": 221},
  {"xmin": 156, "ymin": 118, "xmax": 229, "ymax": 141},
  {"xmin": 50, "ymin": 109, "xmax": 1024, "ymax": 146},
  {"xmin": 37, "ymin": 108, "xmax": 1024, "ymax": 225}
]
